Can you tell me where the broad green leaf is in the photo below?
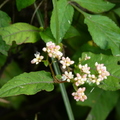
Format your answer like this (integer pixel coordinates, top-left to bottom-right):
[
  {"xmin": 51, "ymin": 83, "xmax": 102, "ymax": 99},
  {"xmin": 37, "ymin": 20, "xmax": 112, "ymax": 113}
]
[
  {"xmin": 0, "ymin": 36, "xmax": 10, "ymax": 56},
  {"xmin": 84, "ymin": 14, "xmax": 120, "ymax": 56},
  {"xmin": 0, "ymin": 71, "xmax": 54, "ymax": 97},
  {"xmin": 64, "ymin": 26, "xmax": 80, "ymax": 39},
  {"xmin": 16, "ymin": 0, "xmax": 35, "ymax": 11},
  {"xmin": 72, "ymin": 0, "xmax": 115, "ymax": 13},
  {"xmin": 77, "ymin": 86, "xmax": 119, "ymax": 120},
  {"xmin": 0, "ymin": 23, "xmax": 40, "ymax": 45},
  {"xmin": 0, "ymin": 10, "xmax": 11, "ymax": 27},
  {"xmin": 72, "ymin": 42, "xmax": 112, "ymax": 63},
  {"xmin": 81, "ymin": 52, "xmax": 120, "ymax": 91},
  {"xmin": 40, "ymin": 27, "xmax": 55, "ymax": 43},
  {"xmin": 50, "ymin": 0, "xmax": 74, "ymax": 43}
]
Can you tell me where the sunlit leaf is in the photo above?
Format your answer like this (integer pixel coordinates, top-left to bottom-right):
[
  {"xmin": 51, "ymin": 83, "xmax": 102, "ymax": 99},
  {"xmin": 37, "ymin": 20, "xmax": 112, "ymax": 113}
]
[
  {"xmin": 72, "ymin": 0, "xmax": 115, "ymax": 13},
  {"xmin": 0, "ymin": 71, "xmax": 54, "ymax": 97},
  {"xmin": 50, "ymin": 0, "xmax": 74, "ymax": 43},
  {"xmin": 84, "ymin": 14, "xmax": 120, "ymax": 56},
  {"xmin": 0, "ymin": 23, "xmax": 40, "ymax": 45},
  {"xmin": 81, "ymin": 52, "xmax": 120, "ymax": 91}
]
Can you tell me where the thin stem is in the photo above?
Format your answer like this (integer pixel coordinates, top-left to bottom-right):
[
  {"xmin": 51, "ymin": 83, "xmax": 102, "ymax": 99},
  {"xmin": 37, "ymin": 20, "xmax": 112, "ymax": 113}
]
[
  {"xmin": 31, "ymin": 1, "xmax": 43, "ymax": 24},
  {"xmin": 34, "ymin": 2, "xmax": 44, "ymax": 27},
  {"xmin": 34, "ymin": 0, "xmax": 74, "ymax": 119},
  {"xmin": 52, "ymin": 58, "xmax": 75, "ymax": 120},
  {"xmin": 48, "ymin": 60, "xmax": 57, "ymax": 82},
  {"xmin": 68, "ymin": 1, "xmax": 87, "ymax": 16},
  {"xmin": 0, "ymin": 0, "xmax": 10, "ymax": 9},
  {"xmin": 44, "ymin": 0, "xmax": 48, "ymax": 28}
]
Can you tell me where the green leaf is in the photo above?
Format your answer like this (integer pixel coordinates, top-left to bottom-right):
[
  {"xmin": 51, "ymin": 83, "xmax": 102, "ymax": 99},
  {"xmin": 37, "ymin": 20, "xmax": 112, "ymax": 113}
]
[
  {"xmin": 77, "ymin": 86, "xmax": 119, "ymax": 120},
  {"xmin": 81, "ymin": 52, "xmax": 120, "ymax": 91},
  {"xmin": 40, "ymin": 27, "xmax": 55, "ymax": 43},
  {"xmin": 0, "ymin": 36, "xmax": 10, "ymax": 56},
  {"xmin": 114, "ymin": 8, "xmax": 120, "ymax": 17},
  {"xmin": 0, "ymin": 71, "xmax": 54, "ymax": 97},
  {"xmin": 64, "ymin": 26, "xmax": 81, "ymax": 39},
  {"xmin": 84, "ymin": 14, "xmax": 120, "ymax": 56},
  {"xmin": 72, "ymin": 0, "xmax": 115, "ymax": 13},
  {"xmin": 50, "ymin": 0, "xmax": 74, "ymax": 43},
  {"xmin": 43, "ymin": 60, "xmax": 49, "ymax": 67},
  {"xmin": 0, "ymin": 23, "xmax": 40, "ymax": 45},
  {"xmin": 16, "ymin": 0, "xmax": 35, "ymax": 11},
  {"xmin": 0, "ymin": 10, "xmax": 11, "ymax": 27}
]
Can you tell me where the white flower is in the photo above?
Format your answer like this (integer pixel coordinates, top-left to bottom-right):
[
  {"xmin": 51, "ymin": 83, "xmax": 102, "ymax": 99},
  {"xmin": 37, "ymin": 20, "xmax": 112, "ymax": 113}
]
[
  {"xmin": 61, "ymin": 71, "xmax": 74, "ymax": 82},
  {"xmin": 74, "ymin": 73, "xmax": 87, "ymax": 86},
  {"xmin": 31, "ymin": 52, "xmax": 44, "ymax": 64},
  {"xmin": 87, "ymin": 74, "xmax": 98, "ymax": 84},
  {"xmin": 60, "ymin": 57, "xmax": 74, "ymax": 69},
  {"xmin": 79, "ymin": 64, "xmax": 90, "ymax": 74}
]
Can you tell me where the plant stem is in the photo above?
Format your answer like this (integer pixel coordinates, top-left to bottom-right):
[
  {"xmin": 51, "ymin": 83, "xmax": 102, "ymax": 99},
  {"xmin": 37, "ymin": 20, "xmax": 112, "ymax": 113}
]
[
  {"xmin": 31, "ymin": 1, "xmax": 43, "ymax": 24},
  {"xmin": 52, "ymin": 58, "xmax": 75, "ymax": 120},
  {"xmin": 68, "ymin": 1, "xmax": 87, "ymax": 16},
  {"xmin": 51, "ymin": 0, "xmax": 74, "ymax": 119},
  {"xmin": 34, "ymin": 2, "xmax": 44, "ymax": 27},
  {"xmin": 0, "ymin": 0, "xmax": 9, "ymax": 9},
  {"xmin": 34, "ymin": 0, "xmax": 74, "ymax": 119}
]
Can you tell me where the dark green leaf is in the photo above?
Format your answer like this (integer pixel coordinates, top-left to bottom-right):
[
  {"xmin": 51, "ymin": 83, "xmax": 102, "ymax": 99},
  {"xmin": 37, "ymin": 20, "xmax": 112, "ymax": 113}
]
[
  {"xmin": 0, "ymin": 23, "xmax": 40, "ymax": 45},
  {"xmin": 77, "ymin": 86, "xmax": 119, "ymax": 120},
  {"xmin": 40, "ymin": 27, "xmax": 55, "ymax": 43},
  {"xmin": 114, "ymin": 8, "xmax": 120, "ymax": 17},
  {"xmin": 0, "ymin": 71, "xmax": 54, "ymax": 97},
  {"xmin": 64, "ymin": 26, "xmax": 80, "ymax": 39},
  {"xmin": 0, "ymin": 10, "xmax": 11, "ymax": 27},
  {"xmin": 0, "ymin": 36, "xmax": 10, "ymax": 56},
  {"xmin": 16, "ymin": 0, "xmax": 35, "ymax": 11}
]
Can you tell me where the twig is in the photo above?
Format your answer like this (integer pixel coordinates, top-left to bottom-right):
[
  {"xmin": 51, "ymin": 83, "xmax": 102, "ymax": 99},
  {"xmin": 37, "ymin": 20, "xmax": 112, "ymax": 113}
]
[
  {"xmin": 30, "ymin": 1, "xmax": 43, "ymax": 25},
  {"xmin": 0, "ymin": 0, "xmax": 10, "ymax": 9}
]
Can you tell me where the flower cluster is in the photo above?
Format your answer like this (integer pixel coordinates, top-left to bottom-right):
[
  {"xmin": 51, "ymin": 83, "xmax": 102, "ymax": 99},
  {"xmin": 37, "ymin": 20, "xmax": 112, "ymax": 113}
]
[
  {"xmin": 79, "ymin": 64, "xmax": 90, "ymax": 74},
  {"xmin": 72, "ymin": 87, "xmax": 87, "ymax": 102},
  {"xmin": 42, "ymin": 41, "xmax": 63, "ymax": 59},
  {"xmin": 31, "ymin": 41, "xmax": 110, "ymax": 102},
  {"xmin": 74, "ymin": 73, "xmax": 87, "ymax": 86},
  {"xmin": 95, "ymin": 62, "xmax": 110, "ymax": 80}
]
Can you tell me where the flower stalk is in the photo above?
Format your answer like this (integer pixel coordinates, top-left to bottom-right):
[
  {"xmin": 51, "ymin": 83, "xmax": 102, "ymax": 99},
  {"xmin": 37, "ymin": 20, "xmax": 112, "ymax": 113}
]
[{"xmin": 51, "ymin": 58, "xmax": 75, "ymax": 120}]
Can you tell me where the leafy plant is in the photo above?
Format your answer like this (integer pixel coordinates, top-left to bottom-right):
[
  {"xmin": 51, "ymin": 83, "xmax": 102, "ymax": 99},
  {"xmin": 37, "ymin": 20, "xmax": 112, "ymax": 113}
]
[{"xmin": 0, "ymin": 0, "xmax": 120, "ymax": 120}]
